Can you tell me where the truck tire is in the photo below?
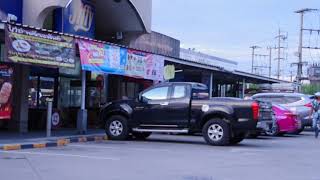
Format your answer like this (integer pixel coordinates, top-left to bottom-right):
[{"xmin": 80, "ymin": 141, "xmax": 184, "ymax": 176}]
[
  {"xmin": 132, "ymin": 132, "xmax": 152, "ymax": 140},
  {"xmin": 105, "ymin": 115, "xmax": 129, "ymax": 140},
  {"xmin": 202, "ymin": 119, "xmax": 230, "ymax": 146}
]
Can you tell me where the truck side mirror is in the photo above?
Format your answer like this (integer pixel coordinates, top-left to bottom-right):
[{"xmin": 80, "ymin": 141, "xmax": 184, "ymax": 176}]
[{"xmin": 138, "ymin": 94, "xmax": 144, "ymax": 103}]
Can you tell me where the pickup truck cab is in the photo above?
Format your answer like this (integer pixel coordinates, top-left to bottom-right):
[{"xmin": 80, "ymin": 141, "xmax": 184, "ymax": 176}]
[{"xmin": 100, "ymin": 82, "xmax": 259, "ymax": 146}]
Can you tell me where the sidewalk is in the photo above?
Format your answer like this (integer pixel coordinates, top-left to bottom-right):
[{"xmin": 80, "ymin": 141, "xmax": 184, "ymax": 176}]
[{"xmin": 0, "ymin": 129, "xmax": 107, "ymax": 151}]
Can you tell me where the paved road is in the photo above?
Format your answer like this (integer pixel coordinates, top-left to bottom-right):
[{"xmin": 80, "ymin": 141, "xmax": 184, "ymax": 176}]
[{"xmin": 0, "ymin": 132, "xmax": 319, "ymax": 180}]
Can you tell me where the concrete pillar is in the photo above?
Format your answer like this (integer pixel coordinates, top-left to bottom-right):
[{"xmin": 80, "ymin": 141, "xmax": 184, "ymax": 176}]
[
  {"xmin": 209, "ymin": 73, "xmax": 213, "ymax": 98},
  {"xmin": 9, "ymin": 65, "xmax": 30, "ymax": 133},
  {"xmin": 242, "ymin": 79, "xmax": 246, "ymax": 99},
  {"xmin": 77, "ymin": 70, "xmax": 87, "ymax": 134}
]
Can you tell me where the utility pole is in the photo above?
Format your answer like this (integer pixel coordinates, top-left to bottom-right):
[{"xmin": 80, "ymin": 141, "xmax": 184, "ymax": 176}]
[
  {"xmin": 250, "ymin": 46, "xmax": 260, "ymax": 74},
  {"xmin": 268, "ymin": 47, "xmax": 272, "ymax": 77},
  {"xmin": 294, "ymin": 8, "xmax": 318, "ymax": 85},
  {"xmin": 274, "ymin": 29, "xmax": 287, "ymax": 79}
]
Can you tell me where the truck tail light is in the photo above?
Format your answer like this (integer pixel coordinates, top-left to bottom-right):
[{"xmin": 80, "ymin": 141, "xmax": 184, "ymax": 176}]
[{"xmin": 252, "ymin": 102, "xmax": 260, "ymax": 121}]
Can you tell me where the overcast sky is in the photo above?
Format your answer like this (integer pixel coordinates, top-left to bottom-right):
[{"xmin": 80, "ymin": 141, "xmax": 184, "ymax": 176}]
[{"xmin": 152, "ymin": 0, "xmax": 320, "ymax": 80}]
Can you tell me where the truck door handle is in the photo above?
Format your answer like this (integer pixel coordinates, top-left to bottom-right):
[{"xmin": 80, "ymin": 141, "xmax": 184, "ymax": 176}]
[{"xmin": 160, "ymin": 102, "xmax": 169, "ymax": 106}]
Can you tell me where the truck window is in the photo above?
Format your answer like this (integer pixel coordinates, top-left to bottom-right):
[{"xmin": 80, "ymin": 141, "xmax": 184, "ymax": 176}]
[
  {"xmin": 172, "ymin": 85, "xmax": 187, "ymax": 99},
  {"xmin": 192, "ymin": 89, "xmax": 209, "ymax": 100},
  {"xmin": 142, "ymin": 86, "xmax": 169, "ymax": 100}
]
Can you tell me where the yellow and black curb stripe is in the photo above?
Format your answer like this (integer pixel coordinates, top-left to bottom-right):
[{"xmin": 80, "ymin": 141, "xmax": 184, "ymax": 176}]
[{"xmin": 0, "ymin": 135, "xmax": 108, "ymax": 151}]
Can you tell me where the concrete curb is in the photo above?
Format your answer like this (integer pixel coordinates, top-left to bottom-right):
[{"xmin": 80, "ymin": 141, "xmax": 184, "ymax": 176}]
[{"xmin": 0, "ymin": 135, "xmax": 108, "ymax": 151}]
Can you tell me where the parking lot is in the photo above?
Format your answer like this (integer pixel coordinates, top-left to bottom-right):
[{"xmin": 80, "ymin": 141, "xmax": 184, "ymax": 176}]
[{"xmin": 0, "ymin": 132, "xmax": 319, "ymax": 180}]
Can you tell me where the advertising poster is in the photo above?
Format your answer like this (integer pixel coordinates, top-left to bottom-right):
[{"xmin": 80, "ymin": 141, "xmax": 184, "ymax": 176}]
[
  {"xmin": 145, "ymin": 55, "xmax": 164, "ymax": 81},
  {"xmin": 78, "ymin": 40, "xmax": 127, "ymax": 74},
  {"xmin": 5, "ymin": 24, "xmax": 76, "ymax": 68},
  {"xmin": 78, "ymin": 40, "xmax": 164, "ymax": 81},
  {"xmin": 0, "ymin": 64, "xmax": 13, "ymax": 120},
  {"xmin": 126, "ymin": 50, "xmax": 149, "ymax": 78}
]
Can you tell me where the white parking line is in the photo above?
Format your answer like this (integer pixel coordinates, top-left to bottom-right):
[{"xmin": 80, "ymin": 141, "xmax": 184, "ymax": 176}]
[
  {"xmin": 0, "ymin": 150, "xmax": 120, "ymax": 161},
  {"xmin": 69, "ymin": 144, "xmax": 172, "ymax": 153}
]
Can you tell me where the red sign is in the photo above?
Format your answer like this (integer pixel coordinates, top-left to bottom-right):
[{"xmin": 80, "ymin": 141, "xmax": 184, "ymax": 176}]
[{"xmin": 0, "ymin": 64, "xmax": 13, "ymax": 120}]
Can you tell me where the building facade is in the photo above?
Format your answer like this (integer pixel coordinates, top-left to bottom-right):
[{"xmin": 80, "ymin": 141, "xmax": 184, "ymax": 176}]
[{"xmin": 0, "ymin": 0, "xmax": 285, "ymax": 134}]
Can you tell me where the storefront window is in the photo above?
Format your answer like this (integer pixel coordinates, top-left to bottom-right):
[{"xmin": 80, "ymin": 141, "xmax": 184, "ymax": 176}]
[
  {"xmin": 28, "ymin": 76, "xmax": 38, "ymax": 108},
  {"xmin": 28, "ymin": 76, "xmax": 55, "ymax": 108},
  {"xmin": 0, "ymin": 44, "xmax": 5, "ymax": 61},
  {"xmin": 59, "ymin": 78, "xmax": 82, "ymax": 108}
]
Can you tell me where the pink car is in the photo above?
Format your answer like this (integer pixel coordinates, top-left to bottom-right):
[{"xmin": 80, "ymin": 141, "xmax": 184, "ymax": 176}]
[{"xmin": 267, "ymin": 105, "xmax": 301, "ymax": 136}]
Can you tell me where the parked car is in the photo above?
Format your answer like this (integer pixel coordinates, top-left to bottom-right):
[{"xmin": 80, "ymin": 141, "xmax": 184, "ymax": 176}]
[
  {"xmin": 269, "ymin": 104, "xmax": 301, "ymax": 136},
  {"xmin": 100, "ymin": 82, "xmax": 259, "ymax": 146},
  {"xmin": 252, "ymin": 93, "xmax": 312, "ymax": 133}
]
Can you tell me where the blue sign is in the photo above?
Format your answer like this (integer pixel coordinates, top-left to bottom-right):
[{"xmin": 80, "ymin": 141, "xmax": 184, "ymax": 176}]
[
  {"xmin": 0, "ymin": 0, "xmax": 22, "ymax": 23},
  {"xmin": 55, "ymin": 0, "xmax": 95, "ymax": 38}
]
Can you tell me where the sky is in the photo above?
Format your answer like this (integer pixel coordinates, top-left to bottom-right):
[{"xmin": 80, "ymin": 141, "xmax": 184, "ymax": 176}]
[{"xmin": 152, "ymin": 0, "xmax": 320, "ymax": 80}]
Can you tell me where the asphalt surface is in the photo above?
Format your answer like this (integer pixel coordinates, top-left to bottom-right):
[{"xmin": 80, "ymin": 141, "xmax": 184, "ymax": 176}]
[{"xmin": 0, "ymin": 132, "xmax": 319, "ymax": 180}]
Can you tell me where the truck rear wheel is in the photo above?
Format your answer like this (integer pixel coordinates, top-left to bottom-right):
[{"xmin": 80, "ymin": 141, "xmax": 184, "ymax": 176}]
[
  {"xmin": 105, "ymin": 115, "xmax": 129, "ymax": 140},
  {"xmin": 202, "ymin": 119, "xmax": 230, "ymax": 146}
]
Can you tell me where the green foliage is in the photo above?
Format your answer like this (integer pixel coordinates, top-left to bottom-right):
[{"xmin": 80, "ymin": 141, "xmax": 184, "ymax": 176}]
[{"xmin": 302, "ymin": 84, "xmax": 320, "ymax": 95}]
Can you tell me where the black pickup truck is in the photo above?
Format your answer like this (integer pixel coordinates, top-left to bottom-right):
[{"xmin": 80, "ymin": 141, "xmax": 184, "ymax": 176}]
[{"xmin": 100, "ymin": 82, "xmax": 259, "ymax": 146}]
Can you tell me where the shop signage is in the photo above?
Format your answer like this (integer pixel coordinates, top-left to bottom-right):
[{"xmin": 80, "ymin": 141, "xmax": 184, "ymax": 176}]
[
  {"xmin": 55, "ymin": 0, "xmax": 95, "ymax": 38},
  {"xmin": 0, "ymin": 0, "xmax": 22, "ymax": 23},
  {"xmin": 0, "ymin": 64, "xmax": 13, "ymax": 120},
  {"xmin": 5, "ymin": 24, "xmax": 76, "ymax": 68},
  {"xmin": 129, "ymin": 32, "xmax": 180, "ymax": 58},
  {"xmin": 77, "ymin": 40, "xmax": 165, "ymax": 81},
  {"xmin": 78, "ymin": 40, "xmax": 127, "ymax": 74}
]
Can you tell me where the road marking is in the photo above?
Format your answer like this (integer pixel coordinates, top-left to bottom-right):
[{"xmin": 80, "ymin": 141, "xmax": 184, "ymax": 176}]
[
  {"xmin": 0, "ymin": 150, "xmax": 120, "ymax": 161},
  {"xmin": 69, "ymin": 144, "xmax": 172, "ymax": 153}
]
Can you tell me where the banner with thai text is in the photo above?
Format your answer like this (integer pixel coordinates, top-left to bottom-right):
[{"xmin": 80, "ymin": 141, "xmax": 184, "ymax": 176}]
[
  {"xmin": 78, "ymin": 40, "xmax": 127, "ymax": 75},
  {"xmin": 5, "ymin": 24, "xmax": 76, "ymax": 68},
  {"xmin": 78, "ymin": 40, "xmax": 164, "ymax": 81}
]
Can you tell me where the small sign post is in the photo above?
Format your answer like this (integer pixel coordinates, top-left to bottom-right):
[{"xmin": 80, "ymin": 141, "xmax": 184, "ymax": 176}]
[{"xmin": 46, "ymin": 98, "xmax": 53, "ymax": 137}]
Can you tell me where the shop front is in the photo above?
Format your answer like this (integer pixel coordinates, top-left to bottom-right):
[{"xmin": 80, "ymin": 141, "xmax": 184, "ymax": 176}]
[{"xmin": 0, "ymin": 22, "xmax": 165, "ymax": 132}]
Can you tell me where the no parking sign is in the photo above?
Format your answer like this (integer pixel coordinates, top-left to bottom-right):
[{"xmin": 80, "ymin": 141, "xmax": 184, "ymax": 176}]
[{"xmin": 51, "ymin": 112, "xmax": 60, "ymax": 128}]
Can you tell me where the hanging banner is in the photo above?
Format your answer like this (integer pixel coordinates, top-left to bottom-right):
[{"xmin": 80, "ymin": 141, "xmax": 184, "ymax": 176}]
[
  {"xmin": 0, "ymin": 64, "xmax": 13, "ymax": 120},
  {"xmin": 145, "ymin": 55, "xmax": 164, "ymax": 81},
  {"xmin": 78, "ymin": 40, "xmax": 164, "ymax": 81},
  {"xmin": 77, "ymin": 40, "xmax": 127, "ymax": 74},
  {"xmin": 126, "ymin": 49, "xmax": 148, "ymax": 78},
  {"xmin": 5, "ymin": 24, "xmax": 76, "ymax": 68}
]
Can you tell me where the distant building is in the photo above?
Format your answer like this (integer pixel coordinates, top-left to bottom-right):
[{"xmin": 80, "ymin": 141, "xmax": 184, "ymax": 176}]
[
  {"xmin": 308, "ymin": 63, "xmax": 320, "ymax": 85},
  {"xmin": 180, "ymin": 48, "xmax": 238, "ymax": 71}
]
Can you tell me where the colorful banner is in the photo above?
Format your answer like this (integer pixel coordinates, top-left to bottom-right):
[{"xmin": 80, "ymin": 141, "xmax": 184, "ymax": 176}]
[
  {"xmin": 77, "ymin": 40, "xmax": 164, "ymax": 81},
  {"xmin": 5, "ymin": 24, "xmax": 76, "ymax": 68},
  {"xmin": 0, "ymin": 64, "xmax": 13, "ymax": 120},
  {"xmin": 78, "ymin": 40, "xmax": 127, "ymax": 74}
]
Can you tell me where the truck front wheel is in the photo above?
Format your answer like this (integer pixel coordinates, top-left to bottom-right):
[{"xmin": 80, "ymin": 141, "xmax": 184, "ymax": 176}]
[
  {"xmin": 105, "ymin": 115, "xmax": 129, "ymax": 140},
  {"xmin": 202, "ymin": 119, "xmax": 230, "ymax": 146}
]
